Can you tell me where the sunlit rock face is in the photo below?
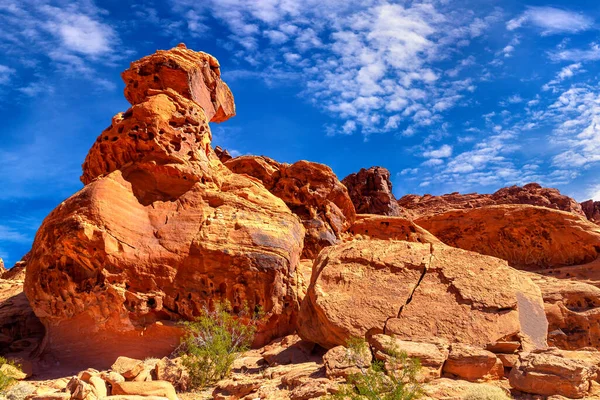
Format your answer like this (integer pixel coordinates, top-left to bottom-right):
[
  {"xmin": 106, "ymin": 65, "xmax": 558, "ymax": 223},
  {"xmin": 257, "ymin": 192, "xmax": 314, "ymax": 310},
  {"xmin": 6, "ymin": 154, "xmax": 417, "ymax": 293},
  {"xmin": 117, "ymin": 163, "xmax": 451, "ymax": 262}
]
[{"xmin": 24, "ymin": 45, "xmax": 304, "ymax": 367}]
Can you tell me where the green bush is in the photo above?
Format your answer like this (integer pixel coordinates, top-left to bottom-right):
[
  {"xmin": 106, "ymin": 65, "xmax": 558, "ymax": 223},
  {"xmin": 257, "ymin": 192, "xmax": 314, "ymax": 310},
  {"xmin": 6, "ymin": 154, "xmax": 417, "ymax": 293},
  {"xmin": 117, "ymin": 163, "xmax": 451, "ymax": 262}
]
[
  {"xmin": 176, "ymin": 301, "xmax": 258, "ymax": 389},
  {"xmin": 331, "ymin": 337, "xmax": 423, "ymax": 400},
  {"xmin": 0, "ymin": 356, "xmax": 20, "ymax": 393},
  {"xmin": 462, "ymin": 385, "xmax": 511, "ymax": 400}
]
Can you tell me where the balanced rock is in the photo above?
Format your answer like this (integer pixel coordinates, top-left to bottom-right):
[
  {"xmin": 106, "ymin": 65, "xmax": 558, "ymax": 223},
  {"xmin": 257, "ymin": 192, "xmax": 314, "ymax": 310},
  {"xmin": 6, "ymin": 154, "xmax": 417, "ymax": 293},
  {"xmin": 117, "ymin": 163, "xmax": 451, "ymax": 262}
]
[
  {"xmin": 416, "ymin": 205, "xmax": 600, "ymax": 269},
  {"xmin": 122, "ymin": 43, "xmax": 234, "ymax": 123},
  {"xmin": 341, "ymin": 166, "xmax": 402, "ymax": 216},
  {"xmin": 297, "ymin": 239, "xmax": 547, "ymax": 350},
  {"xmin": 24, "ymin": 46, "xmax": 304, "ymax": 367},
  {"xmin": 224, "ymin": 155, "xmax": 355, "ymax": 258}
]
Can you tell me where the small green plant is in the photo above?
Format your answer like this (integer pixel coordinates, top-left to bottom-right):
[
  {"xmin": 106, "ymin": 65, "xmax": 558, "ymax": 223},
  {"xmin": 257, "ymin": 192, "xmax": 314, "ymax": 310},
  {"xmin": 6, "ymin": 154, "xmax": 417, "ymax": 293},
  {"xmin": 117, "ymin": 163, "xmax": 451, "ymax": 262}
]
[
  {"xmin": 175, "ymin": 301, "xmax": 258, "ymax": 389},
  {"xmin": 332, "ymin": 337, "xmax": 423, "ymax": 400},
  {"xmin": 462, "ymin": 385, "xmax": 511, "ymax": 400},
  {"xmin": 0, "ymin": 356, "xmax": 21, "ymax": 393}
]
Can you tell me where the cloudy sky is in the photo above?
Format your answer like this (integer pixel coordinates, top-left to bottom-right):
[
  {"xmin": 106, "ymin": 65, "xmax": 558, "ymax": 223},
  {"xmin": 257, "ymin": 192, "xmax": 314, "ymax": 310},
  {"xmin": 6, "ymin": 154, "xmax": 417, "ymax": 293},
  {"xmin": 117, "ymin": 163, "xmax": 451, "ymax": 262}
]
[{"xmin": 0, "ymin": 0, "xmax": 599, "ymax": 265}]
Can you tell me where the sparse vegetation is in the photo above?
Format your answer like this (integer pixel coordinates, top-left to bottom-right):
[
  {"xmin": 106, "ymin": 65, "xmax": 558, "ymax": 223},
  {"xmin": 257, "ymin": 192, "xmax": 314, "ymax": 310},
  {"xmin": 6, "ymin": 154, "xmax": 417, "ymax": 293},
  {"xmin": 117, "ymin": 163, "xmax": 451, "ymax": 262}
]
[
  {"xmin": 0, "ymin": 356, "xmax": 21, "ymax": 393},
  {"xmin": 175, "ymin": 301, "xmax": 259, "ymax": 389},
  {"xmin": 462, "ymin": 385, "xmax": 511, "ymax": 400},
  {"xmin": 332, "ymin": 337, "xmax": 423, "ymax": 400}
]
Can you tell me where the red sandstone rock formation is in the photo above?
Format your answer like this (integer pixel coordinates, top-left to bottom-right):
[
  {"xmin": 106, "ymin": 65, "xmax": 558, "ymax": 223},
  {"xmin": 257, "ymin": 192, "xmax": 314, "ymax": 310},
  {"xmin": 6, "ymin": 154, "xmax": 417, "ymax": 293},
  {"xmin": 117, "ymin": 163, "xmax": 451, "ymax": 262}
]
[
  {"xmin": 224, "ymin": 155, "xmax": 356, "ymax": 259},
  {"xmin": 398, "ymin": 183, "xmax": 585, "ymax": 219},
  {"xmin": 24, "ymin": 46, "xmax": 304, "ymax": 367},
  {"xmin": 297, "ymin": 239, "xmax": 547, "ymax": 351},
  {"xmin": 341, "ymin": 167, "xmax": 402, "ymax": 216},
  {"xmin": 581, "ymin": 199, "xmax": 600, "ymax": 224},
  {"xmin": 416, "ymin": 205, "xmax": 600, "ymax": 270}
]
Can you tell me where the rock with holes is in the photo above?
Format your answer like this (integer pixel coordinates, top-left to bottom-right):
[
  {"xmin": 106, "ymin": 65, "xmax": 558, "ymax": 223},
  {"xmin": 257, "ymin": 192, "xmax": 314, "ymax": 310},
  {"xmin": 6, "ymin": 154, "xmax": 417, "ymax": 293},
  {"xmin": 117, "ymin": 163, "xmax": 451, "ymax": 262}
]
[
  {"xmin": 24, "ymin": 46, "xmax": 304, "ymax": 368},
  {"xmin": 224, "ymin": 155, "xmax": 356, "ymax": 258},
  {"xmin": 341, "ymin": 166, "xmax": 403, "ymax": 216},
  {"xmin": 297, "ymin": 239, "xmax": 547, "ymax": 351},
  {"xmin": 416, "ymin": 205, "xmax": 600, "ymax": 270}
]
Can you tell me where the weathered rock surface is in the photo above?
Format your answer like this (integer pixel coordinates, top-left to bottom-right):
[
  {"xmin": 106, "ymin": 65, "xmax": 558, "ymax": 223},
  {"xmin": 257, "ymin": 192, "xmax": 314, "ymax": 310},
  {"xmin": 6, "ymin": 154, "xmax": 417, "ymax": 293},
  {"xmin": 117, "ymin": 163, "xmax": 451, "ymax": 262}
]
[
  {"xmin": 122, "ymin": 43, "xmax": 234, "ymax": 123},
  {"xmin": 526, "ymin": 272, "xmax": 600, "ymax": 350},
  {"xmin": 509, "ymin": 348, "xmax": 600, "ymax": 398},
  {"xmin": 399, "ymin": 183, "xmax": 585, "ymax": 219},
  {"xmin": 442, "ymin": 343, "xmax": 503, "ymax": 382},
  {"xmin": 348, "ymin": 214, "xmax": 440, "ymax": 243},
  {"xmin": 582, "ymin": 199, "xmax": 600, "ymax": 225},
  {"xmin": 0, "ymin": 267, "xmax": 44, "ymax": 356},
  {"xmin": 369, "ymin": 334, "xmax": 448, "ymax": 382},
  {"xmin": 224, "ymin": 155, "xmax": 356, "ymax": 258},
  {"xmin": 24, "ymin": 46, "xmax": 304, "ymax": 367},
  {"xmin": 416, "ymin": 205, "xmax": 600, "ymax": 269},
  {"xmin": 342, "ymin": 166, "xmax": 402, "ymax": 216},
  {"xmin": 297, "ymin": 239, "xmax": 547, "ymax": 350},
  {"xmin": 323, "ymin": 344, "xmax": 372, "ymax": 378}
]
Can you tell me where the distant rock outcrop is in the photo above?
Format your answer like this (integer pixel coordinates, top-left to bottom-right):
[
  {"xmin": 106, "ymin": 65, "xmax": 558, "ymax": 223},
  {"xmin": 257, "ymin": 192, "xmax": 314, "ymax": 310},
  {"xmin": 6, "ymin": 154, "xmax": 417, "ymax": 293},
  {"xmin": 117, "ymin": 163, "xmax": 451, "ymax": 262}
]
[
  {"xmin": 24, "ymin": 45, "xmax": 304, "ymax": 367},
  {"xmin": 398, "ymin": 183, "xmax": 585, "ymax": 219},
  {"xmin": 416, "ymin": 205, "xmax": 600, "ymax": 270},
  {"xmin": 581, "ymin": 199, "xmax": 600, "ymax": 225},
  {"xmin": 341, "ymin": 166, "xmax": 402, "ymax": 216},
  {"xmin": 224, "ymin": 155, "xmax": 356, "ymax": 259}
]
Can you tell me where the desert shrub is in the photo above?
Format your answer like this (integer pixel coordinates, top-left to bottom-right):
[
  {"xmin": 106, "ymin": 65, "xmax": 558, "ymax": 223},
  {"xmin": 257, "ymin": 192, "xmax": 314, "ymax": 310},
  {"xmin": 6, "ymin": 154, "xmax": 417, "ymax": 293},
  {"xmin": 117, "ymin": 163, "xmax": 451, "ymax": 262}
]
[
  {"xmin": 462, "ymin": 385, "xmax": 511, "ymax": 400},
  {"xmin": 0, "ymin": 356, "xmax": 21, "ymax": 393},
  {"xmin": 175, "ymin": 301, "xmax": 258, "ymax": 389},
  {"xmin": 332, "ymin": 337, "xmax": 423, "ymax": 400}
]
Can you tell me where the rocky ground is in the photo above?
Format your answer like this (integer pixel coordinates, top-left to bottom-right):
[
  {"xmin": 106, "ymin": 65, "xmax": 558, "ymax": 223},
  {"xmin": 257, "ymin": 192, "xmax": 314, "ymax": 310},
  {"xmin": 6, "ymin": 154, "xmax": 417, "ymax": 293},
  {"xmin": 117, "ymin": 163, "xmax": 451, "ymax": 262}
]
[{"xmin": 2, "ymin": 44, "xmax": 600, "ymax": 399}]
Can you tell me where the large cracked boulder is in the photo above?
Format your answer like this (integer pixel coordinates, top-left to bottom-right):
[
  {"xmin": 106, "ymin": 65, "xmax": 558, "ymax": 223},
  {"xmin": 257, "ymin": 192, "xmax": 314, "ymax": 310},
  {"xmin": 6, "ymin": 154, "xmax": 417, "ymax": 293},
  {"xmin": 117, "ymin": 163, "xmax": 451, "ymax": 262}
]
[
  {"xmin": 224, "ymin": 155, "xmax": 356, "ymax": 258},
  {"xmin": 416, "ymin": 205, "xmax": 600, "ymax": 270},
  {"xmin": 398, "ymin": 183, "xmax": 585, "ymax": 219},
  {"xmin": 297, "ymin": 239, "xmax": 547, "ymax": 351},
  {"xmin": 24, "ymin": 46, "xmax": 304, "ymax": 367},
  {"xmin": 341, "ymin": 167, "xmax": 402, "ymax": 216}
]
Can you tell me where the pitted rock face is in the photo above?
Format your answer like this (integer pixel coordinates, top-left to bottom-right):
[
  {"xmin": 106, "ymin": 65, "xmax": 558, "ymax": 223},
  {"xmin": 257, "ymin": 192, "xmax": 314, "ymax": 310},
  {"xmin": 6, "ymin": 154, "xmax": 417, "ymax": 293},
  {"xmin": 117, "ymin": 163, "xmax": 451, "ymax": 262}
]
[
  {"xmin": 81, "ymin": 90, "xmax": 214, "ymax": 186},
  {"xmin": 25, "ymin": 46, "xmax": 304, "ymax": 367},
  {"xmin": 122, "ymin": 45, "xmax": 235, "ymax": 123},
  {"xmin": 342, "ymin": 167, "xmax": 402, "ymax": 216},
  {"xmin": 225, "ymin": 156, "xmax": 356, "ymax": 259}
]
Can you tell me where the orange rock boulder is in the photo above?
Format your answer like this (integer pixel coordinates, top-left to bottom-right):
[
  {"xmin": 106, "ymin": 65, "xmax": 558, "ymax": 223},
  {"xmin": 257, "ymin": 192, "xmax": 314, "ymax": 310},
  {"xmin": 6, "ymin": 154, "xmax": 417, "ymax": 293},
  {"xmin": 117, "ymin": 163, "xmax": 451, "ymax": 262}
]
[
  {"xmin": 341, "ymin": 167, "xmax": 402, "ymax": 216},
  {"xmin": 225, "ymin": 156, "xmax": 356, "ymax": 258},
  {"xmin": 297, "ymin": 239, "xmax": 547, "ymax": 351},
  {"xmin": 582, "ymin": 199, "xmax": 600, "ymax": 225},
  {"xmin": 24, "ymin": 46, "xmax": 304, "ymax": 367},
  {"xmin": 416, "ymin": 205, "xmax": 600, "ymax": 270}
]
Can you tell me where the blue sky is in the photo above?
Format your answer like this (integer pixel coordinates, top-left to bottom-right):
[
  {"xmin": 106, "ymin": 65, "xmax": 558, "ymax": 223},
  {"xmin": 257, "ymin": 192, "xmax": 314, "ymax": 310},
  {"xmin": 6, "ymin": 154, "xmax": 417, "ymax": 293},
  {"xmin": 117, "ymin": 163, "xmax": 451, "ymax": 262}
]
[{"xmin": 1, "ymin": 0, "xmax": 600, "ymax": 266}]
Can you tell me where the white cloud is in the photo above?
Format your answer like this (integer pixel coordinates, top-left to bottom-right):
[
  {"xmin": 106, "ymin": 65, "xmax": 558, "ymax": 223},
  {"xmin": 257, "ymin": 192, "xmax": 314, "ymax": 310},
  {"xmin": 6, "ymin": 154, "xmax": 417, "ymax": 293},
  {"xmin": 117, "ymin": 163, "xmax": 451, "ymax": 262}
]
[
  {"xmin": 0, "ymin": 65, "xmax": 15, "ymax": 85},
  {"xmin": 550, "ymin": 43, "xmax": 600, "ymax": 62},
  {"xmin": 507, "ymin": 7, "xmax": 594, "ymax": 35},
  {"xmin": 423, "ymin": 144, "xmax": 453, "ymax": 159},
  {"xmin": 169, "ymin": 0, "xmax": 500, "ymax": 137},
  {"xmin": 543, "ymin": 63, "xmax": 583, "ymax": 92},
  {"xmin": 588, "ymin": 184, "xmax": 600, "ymax": 201}
]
